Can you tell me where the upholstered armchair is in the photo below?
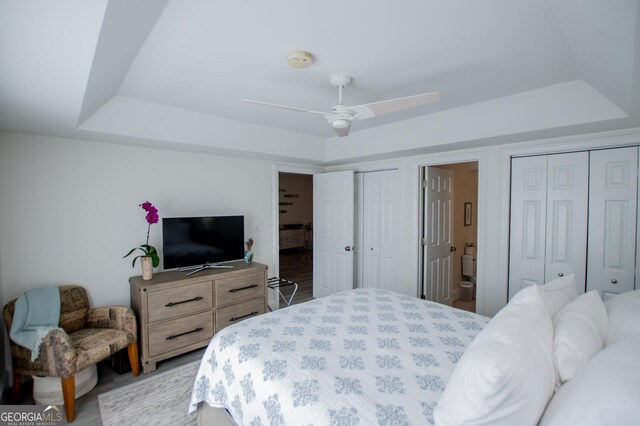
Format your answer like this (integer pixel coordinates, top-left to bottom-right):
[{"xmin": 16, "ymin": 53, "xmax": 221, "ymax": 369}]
[{"xmin": 3, "ymin": 285, "xmax": 139, "ymax": 422}]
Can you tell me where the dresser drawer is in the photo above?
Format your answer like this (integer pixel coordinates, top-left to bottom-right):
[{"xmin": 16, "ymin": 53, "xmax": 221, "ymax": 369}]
[
  {"xmin": 148, "ymin": 311, "xmax": 214, "ymax": 357},
  {"xmin": 216, "ymin": 272, "xmax": 265, "ymax": 307},
  {"xmin": 216, "ymin": 298, "xmax": 265, "ymax": 333},
  {"xmin": 147, "ymin": 281, "xmax": 213, "ymax": 323}
]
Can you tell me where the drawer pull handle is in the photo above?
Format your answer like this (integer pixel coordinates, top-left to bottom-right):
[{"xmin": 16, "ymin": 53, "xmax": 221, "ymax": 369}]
[
  {"xmin": 230, "ymin": 311, "xmax": 259, "ymax": 322},
  {"xmin": 611, "ymin": 279, "xmax": 618, "ymax": 284},
  {"xmin": 166, "ymin": 327, "xmax": 203, "ymax": 340},
  {"xmin": 165, "ymin": 296, "xmax": 203, "ymax": 307},
  {"xmin": 229, "ymin": 284, "xmax": 258, "ymax": 293}
]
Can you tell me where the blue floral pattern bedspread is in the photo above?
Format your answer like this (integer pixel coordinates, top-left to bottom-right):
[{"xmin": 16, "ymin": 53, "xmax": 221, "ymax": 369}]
[{"xmin": 189, "ymin": 288, "xmax": 489, "ymax": 425}]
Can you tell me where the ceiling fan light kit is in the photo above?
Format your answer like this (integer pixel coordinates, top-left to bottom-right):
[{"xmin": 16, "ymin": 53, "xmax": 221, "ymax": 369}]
[
  {"xmin": 243, "ymin": 72, "xmax": 439, "ymax": 137},
  {"xmin": 287, "ymin": 51, "xmax": 313, "ymax": 69},
  {"xmin": 331, "ymin": 118, "xmax": 350, "ymax": 129}
]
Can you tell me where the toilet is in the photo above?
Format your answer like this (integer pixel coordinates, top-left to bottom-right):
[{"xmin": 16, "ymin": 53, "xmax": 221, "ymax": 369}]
[{"xmin": 460, "ymin": 254, "xmax": 477, "ymax": 301}]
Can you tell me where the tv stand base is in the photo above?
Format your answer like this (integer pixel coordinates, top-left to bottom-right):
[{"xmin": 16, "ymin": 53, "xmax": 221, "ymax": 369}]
[{"xmin": 180, "ymin": 263, "xmax": 234, "ymax": 276}]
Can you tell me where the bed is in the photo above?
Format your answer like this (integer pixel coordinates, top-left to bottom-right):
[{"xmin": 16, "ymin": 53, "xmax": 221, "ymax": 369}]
[
  {"xmin": 188, "ymin": 288, "xmax": 490, "ymax": 424},
  {"xmin": 189, "ymin": 279, "xmax": 640, "ymax": 425}
]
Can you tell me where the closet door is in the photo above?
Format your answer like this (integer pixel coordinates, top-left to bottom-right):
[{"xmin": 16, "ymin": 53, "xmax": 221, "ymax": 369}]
[
  {"xmin": 587, "ymin": 147, "xmax": 638, "ymax": 299},
  {"xmin": 544, "ymin": 152, "xmax": 589, "ymax": 291},
  {"xmin": 509, "ymin": 156, "xmax": 547, "ymax": 297},
  {"xmin": 362, "ymin": 170, "xmax": 398, "ymax": 291},
  {"xmin": 362, "ymin": 172, "xmax": 381, "ymax": 289},
  {"xmin": 509, "ymin": 153, "xmax": 589, "ymax": 298},
  {"xmin": 378, "ymin": 170, "xmax": 398, "ymax": 291}
]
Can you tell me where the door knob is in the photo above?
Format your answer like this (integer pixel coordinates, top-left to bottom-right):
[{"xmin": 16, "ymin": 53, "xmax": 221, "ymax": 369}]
[
  {"xmin": 450, "ymin": 246, "xmax": 457, "ymax": 252},
  {"xmin": 558, "ymin": 273, "xmax": 564, "ymax": 277},
  {"xmin": 345, "ymin": 246, "xmax": 352, "ymax": 252}
]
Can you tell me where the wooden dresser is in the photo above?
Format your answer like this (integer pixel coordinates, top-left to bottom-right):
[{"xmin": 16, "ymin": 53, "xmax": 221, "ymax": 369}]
[{"xmin": 130, "ymin": 261, "xmax": 268, "ymax": 373}]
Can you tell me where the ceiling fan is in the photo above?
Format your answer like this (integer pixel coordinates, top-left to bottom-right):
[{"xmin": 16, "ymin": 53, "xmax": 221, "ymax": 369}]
[{"xmin": 242, "ymin": 73, "xmax": 440, "ymax": 137}]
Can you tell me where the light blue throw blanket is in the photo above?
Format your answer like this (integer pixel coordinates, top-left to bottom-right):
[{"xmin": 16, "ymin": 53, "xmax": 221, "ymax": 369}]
[{"xmin": 10, "ymin": 287, "xmax": 61, "ymax": 361}]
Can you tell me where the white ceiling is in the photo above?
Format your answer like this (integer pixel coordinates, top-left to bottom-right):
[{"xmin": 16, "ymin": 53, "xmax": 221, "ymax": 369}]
[{"xmin": 1, "ymin": 0, "xmax": 639, "ymax": 164}]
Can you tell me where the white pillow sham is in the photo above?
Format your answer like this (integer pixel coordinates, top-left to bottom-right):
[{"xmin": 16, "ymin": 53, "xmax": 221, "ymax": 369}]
[
  {"xmin": 539, "ymin": 274, "xmax": 579, "ymax": 318},
  {"xmin": 540, "ymin": 335, "xmax": 640, "ymax": 426},
  {"xmin": 553, "ymin": 290, "xmax": 607, "ymax": 383},
  {"xmin": 434, "ymin": 285, "xmax": 555, "ymax": 426},
  {"xmin": 605, "ymin": 289, "xmax": 640, "ymax": 346}
]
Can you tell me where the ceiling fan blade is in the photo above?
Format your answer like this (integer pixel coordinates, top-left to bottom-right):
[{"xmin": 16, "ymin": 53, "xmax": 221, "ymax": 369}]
[
  {"xmin": 242, "ymin": 99, "xmax": 331, "ymax": 116},
  {"xmin": 333, "ymin": 123, "xmax": 351, "ymax": 137},
  {"xmin": 348, "ymin": 91, "xmax": 440, "ymax": 121}
]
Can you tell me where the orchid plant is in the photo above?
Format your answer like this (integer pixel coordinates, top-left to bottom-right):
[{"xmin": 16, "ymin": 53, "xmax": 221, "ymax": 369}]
[{"xmin": 123, "ymin": 201, "xmax": 160, "ymax": 268}]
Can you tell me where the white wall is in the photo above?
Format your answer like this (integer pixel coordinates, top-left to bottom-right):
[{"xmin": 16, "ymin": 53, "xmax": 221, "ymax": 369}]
[{"xmin": 0, "ymin": 132, "xmax": 278, "ymax": 307}]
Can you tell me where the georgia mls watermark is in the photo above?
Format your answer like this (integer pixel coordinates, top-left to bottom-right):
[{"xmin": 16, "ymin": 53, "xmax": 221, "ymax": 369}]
[{"xmin": 0, "ymin": 405, "xmax": 63, "ymax": 426}]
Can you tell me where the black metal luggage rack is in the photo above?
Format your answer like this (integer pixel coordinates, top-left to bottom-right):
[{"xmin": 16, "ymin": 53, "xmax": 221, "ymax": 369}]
[{"xmin": 267, "ymin": 277, "xmax": 299, "ymax": 310}]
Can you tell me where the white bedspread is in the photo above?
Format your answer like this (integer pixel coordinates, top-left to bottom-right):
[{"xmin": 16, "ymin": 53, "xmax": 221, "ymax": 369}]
[{"xmin": 189, "ymin": 288, "xmax": 489, "ymax": 425}]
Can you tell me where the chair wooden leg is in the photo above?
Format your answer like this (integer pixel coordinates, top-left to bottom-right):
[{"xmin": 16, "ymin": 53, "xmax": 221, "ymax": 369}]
[
  {"xmin": 128, "ymin": 342, "xmax": 140, "ymax": 377},
  {"xmin": 11, "ymin": 371, "xmax": 21, "ymax": 403},
  {"xmin": 61, "ymin": 375, "xmax": 75, "ymax": 423}
]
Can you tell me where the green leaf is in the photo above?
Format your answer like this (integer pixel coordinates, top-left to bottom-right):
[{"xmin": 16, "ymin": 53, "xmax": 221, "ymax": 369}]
[
  {"xmin": 151, "ymin": 253, "xmax": 160, "ymax": 267},
  {"xmin": 131, "ymin": 255, "xmax": 142, "ymax": 268},
  {"xmin": 123, "ymin": 248, "xmax": 137, "ymax": 258}
]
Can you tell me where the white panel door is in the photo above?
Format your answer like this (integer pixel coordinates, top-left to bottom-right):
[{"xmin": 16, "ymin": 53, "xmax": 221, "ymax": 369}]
[
  {"xmin": 587, "ymin": 147, "xmax": 638, "ymax": 299},
  {"xmin": 509, "ymin": 156, "xmax": 548, "ymax": 299},
  {"xmin": 362, "ymin": 170, "xmax": 399, "ymax": 291},
  {"xmin": 313, "ymin": 171, "xmax": 355, "ymax": 298},
  {"xmin": 362, "ymin": 172, "xmax": 381, "ymax": 289},
  {"xmin": 423, "ymin": 167, "xmax": 454, "ymax": 305},
  {"xmin": 378, "ymin": 170, "xmax": 398, "ymax": 291},
  {"xmin": 544, "ymin": 152, "xmax": 589, "ymax": 292}
]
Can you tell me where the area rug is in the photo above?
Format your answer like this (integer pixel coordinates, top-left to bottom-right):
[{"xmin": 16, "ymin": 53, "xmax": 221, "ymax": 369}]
[{"xmin": 99, "ymin": 360, "xmax": 200, "ymax": 426}]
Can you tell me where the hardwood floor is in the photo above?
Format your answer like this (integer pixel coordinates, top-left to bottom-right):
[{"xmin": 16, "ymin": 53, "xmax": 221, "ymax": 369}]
[
  {"xmin": 453, "ymin": 298, "xmax": 476, "ymax": 313},
  {"xmin": 277, "ymin": 249, "xmax": 314, "ymax": 306}
]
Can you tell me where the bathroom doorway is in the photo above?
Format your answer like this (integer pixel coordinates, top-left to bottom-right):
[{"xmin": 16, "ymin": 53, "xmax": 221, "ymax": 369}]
[{"xmin": 421, "ymin": 161, "xmax": 478, "ymax": 313}]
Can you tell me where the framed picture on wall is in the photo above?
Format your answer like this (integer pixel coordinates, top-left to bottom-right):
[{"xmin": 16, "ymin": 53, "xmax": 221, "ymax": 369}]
[{"xmin": 464, "ymin": 202, "xmax": 472, "ymax": 226}]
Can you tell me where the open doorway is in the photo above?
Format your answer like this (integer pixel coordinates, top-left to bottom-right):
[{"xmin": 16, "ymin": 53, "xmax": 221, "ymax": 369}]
[
  {"xmin": 422, "ymin": 162, "xmax": 478, "ymax": 313},
  {"xmin": 278, "ymin": 172, "xmax": 314, "ymax": 305}
]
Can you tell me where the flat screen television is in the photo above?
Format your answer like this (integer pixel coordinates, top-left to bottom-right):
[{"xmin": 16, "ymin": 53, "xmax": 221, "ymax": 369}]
[{"xmin": 162, "ymin": 216, "xmax": 245, "ymax": 270}]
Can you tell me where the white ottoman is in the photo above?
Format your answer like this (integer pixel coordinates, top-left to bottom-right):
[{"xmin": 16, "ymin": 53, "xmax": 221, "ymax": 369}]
[{"xmin": 32, "ymin": 364, "xmax": 98, "ymax": 406}]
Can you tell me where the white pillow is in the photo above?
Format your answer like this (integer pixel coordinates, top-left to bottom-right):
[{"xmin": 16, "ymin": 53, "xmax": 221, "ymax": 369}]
[
  {"xmin": 553, "ymin": 290, "xmax": 607, "ymax": 383},
  {"xmin": 539, "ymin": 274, "xmax": 579, "ymax": 318},
  {"xmin": 605, "ymin": 289, "xmax": 640, "ymax": 346},
  {"xmin": 434, "ymin": 285, "xmax": 555, "ymax": 426},
  {"xmin": 540, "ymin": 335, "xmax": 640, "ymax": 426}
]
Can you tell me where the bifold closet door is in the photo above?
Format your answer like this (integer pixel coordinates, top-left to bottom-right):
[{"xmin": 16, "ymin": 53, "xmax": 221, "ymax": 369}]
[
  {"xmin": 509, "ymin": 152, "xmax": 588, "ymax": 299},
  {"xmin": 362, "ymin": 170, "xmax": 399, "ymax": 291},
  {"xmin": 509, "ymin": 156, "xmax": 548, "ymax": 296},
  {"xmin": 544, "ymin": 152, "xmax": 588, "ymax": 289},
  {"xmin": 587, "ymin": 147, "xmax": 638, "ymax": 299}
]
